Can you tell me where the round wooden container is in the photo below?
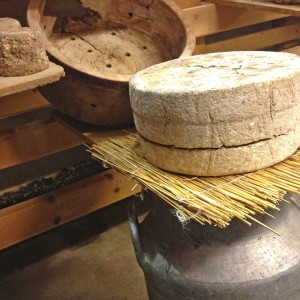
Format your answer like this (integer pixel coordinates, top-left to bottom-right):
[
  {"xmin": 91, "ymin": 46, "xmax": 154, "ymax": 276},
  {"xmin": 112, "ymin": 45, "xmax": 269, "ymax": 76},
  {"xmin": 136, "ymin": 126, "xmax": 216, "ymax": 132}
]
[{"xmin": 27, "ymin": 0, "xmax": 195, "ymax": 126}]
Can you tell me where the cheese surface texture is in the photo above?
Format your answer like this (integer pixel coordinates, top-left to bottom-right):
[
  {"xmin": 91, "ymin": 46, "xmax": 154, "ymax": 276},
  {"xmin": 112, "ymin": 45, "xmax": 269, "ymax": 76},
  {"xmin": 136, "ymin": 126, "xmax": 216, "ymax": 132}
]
[
  {"xmin": 129, "ymin": 51, "xmax": 300, "ymax": 176},
  {"xmin": 0, "ymin": 18, "xmax": 49, "ymax": 77}
]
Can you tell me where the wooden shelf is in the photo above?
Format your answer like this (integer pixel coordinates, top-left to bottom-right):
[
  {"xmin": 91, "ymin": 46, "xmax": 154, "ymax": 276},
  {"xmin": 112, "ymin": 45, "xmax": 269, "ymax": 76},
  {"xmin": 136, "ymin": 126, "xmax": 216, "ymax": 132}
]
[
  {"xmin": 207, "ymin": 0, "xmax": 300, "ymax": 17},
  {"xmin": 0, "ymin": 62, "xmax": 64, "ymax": 97},
  {"xmin": 0, "ymin": 90, "xmax": 140, "ymax": 250},
  {"xmin": 284, "ymin": 44, "xmax": 300, "ymax": 55},
  {"xmin": 0, "ymin": 169, "xmax": 140, "ymax": 250},
  {"xmin": 0, "ymin": 120, "xmax": 82, "ymax": 170},
  {"xmin": 204, "ymin": 22, "xmax": 300, "ymax": 52},
  {"xmin": 183, "ymin": 2, "xmax": 286, "ymax": 38},
  {"xmin": 53, "ymin": 110, "xmax": 136, "ymax": 145},
  {"xmin": 0, "ymin": 90, "xmax": 49, "ymax": 118}
]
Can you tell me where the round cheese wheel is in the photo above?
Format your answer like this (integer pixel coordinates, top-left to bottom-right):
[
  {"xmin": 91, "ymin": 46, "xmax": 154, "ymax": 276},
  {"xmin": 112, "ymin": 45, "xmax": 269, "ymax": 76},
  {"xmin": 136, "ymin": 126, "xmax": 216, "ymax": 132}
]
[
  {"xmin": 129, "ymin": 51, "xmax": 300, "ymax": 176},
  {"xmin": 0, "ymin": 18, "xmax": 21, "ymax": 31},
  {"xmin": 0, "ymin": 18, "xmax": 49, "ymax": 77}
]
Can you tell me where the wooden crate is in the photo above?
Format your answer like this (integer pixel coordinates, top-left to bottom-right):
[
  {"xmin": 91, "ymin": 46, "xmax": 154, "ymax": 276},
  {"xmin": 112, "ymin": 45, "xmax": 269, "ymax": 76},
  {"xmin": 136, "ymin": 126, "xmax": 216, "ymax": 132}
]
[{"xmin": 1, "ymin": 0, "xmax": 300, "ymax": 250}]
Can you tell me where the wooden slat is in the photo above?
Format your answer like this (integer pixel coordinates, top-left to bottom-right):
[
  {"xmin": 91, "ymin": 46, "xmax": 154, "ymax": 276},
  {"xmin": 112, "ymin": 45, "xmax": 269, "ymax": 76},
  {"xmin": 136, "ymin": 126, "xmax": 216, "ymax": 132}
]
[
  {"xmin": 0, "ymin": 90, "xmax": 50, "ymax": 118},
  {"xmin": 0, "ymin": 169, "xmax": 141, "ymax": 250},
  {"xmin": 53, "ymin": 110, "xmax": 136, "ymax": 145},
  {"xmin": 0, "ymin": 120, "xmax": 83, "ymax": 170},
  {"xmin": 0, "ymin": 106, "xmax": 53, "ymax": 132},
  {"xmin": 173, "ymin": 0, "xmax": 202, "ymax": 8},
  {"xmin": 194, "ymin": 36, "xmax": 206, "ymax": 54},
  {"xmin": 202, "ymin": 22, "xmax": 300, "ymax": 53},
  {"xmin": 0, "ymin": 90, "xmax": 52, "ymax": 131},
  {"xmin": 184, "ymin": 3, "xmax": 286, "ymax": 37},
  {"xmin": 284, "ymin": 45, "xmax": 300, "ymax": 55},
  {"xmin": 0, "ymin": 62, "xmax": 64, "ymax": 98},
  {"xmin": 208, "ymin": 0, "xmax": 300, "ymax": 17},
  {"xmin": 0, "ymin": 144, "xmax": 89, "ymax": 190}
]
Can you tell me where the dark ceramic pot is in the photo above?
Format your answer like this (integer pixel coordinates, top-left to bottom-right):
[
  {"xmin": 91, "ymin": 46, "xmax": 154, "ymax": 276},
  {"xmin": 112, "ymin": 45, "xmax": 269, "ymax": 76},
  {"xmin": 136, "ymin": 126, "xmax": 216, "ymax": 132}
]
[{"xmin": 129, "ymin": 193, "xmax": 300, "ymax": 299}]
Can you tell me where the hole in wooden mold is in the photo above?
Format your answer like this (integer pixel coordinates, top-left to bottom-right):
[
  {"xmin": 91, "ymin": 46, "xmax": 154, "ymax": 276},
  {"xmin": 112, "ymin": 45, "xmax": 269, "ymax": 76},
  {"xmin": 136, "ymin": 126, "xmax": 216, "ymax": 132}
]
[
  {"xmin": 125, "ymin": 52, "xmax": 131, "ymax": 57},
  {"xmin": 106, "ymin": 63, "xmax": 112, "ymax": 68},
  {"xmin": 88, "ymin": 49, "xmax": 93, "ymax": 52},
  {"xmin": 128, "ymin": 12, "xmax": 133, "ymax": 18},
  {"xmin": 53, "ymin": 216, "xmax": 61, "ymax": 225},
  {"xmin": 143, "ymin": 46, "xmax": 147, "ymax": 49},
  {"xmin": 91, "ymin": 103, "xmax": 97, "ymax": 108},
  {"xmin": 111, "ymin": 32, "xmax": 116, "ymax": 35},
  {"xmin": 70, "ymin": 37, "xmax": 76, "ymax": 41}
]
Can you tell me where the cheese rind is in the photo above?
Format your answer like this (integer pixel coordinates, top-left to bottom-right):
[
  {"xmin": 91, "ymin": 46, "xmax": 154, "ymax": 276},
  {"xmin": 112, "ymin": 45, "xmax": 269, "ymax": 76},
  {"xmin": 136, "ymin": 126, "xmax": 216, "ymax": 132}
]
[
  {"xmin": 0, "ymin": 18, "xmax": 21, "ymax": 31},
  {"xmin": 134, "ymin": 104, "xmax": 300, "ymax": 148},
  {"xmin": 130, "ymin": 52, "xmax": 300, "ymax": 175},
  {"xmin": 0, "ymin": 19, "xmax": 49, "ymax": 77},
  {"xmin": 130, "ymin": 52, "xmax": 300, "ymax": 148},
  {"xmin": 139, "ymin": 128, "xmax": 300, "ymax": 176}
]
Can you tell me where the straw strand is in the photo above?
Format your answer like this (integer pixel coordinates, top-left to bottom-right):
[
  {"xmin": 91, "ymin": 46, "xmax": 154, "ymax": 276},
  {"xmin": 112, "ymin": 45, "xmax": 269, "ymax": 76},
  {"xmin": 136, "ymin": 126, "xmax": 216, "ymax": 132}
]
[{"xmin": 89, "ymin": 133, "xmax": 300, "ymax": 228}]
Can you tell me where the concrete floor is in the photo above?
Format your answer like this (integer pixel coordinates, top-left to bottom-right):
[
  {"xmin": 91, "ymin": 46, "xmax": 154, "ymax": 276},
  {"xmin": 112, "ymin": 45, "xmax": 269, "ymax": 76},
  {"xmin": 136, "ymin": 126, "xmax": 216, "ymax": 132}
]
[{"xmin": 0, "ymin": 198, "xmax": 148, "ymax": 300}]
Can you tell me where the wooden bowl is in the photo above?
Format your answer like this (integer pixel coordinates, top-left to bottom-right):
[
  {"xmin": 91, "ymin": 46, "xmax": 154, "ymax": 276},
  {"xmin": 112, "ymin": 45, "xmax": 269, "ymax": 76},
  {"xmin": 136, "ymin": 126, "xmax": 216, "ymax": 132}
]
[{"xmin": 27, "ymin": 0, "xmax": 195, "ymax": 127}]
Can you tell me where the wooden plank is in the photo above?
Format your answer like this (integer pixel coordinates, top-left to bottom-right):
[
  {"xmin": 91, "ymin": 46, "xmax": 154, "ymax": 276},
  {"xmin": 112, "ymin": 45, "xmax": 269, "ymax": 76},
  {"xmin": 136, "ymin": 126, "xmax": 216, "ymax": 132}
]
[
  {"xmin": 53, "ymin": 110, "xmax": 135, "ymax": 145},
  {"xmin": 0, "ymin": 62, "xmax": 64, "ymax": 97},
  {"xmin": 0, "ymin": 169, "xmax": 141, "ymax": 250},
  {"xmin": 207, "ymin": 0, "xmax": 300, "ymax": 17},
  {"xmin": 0, "ymin": 106, "xmax": 53, "ymax": 132},
  {"xmin": 284, "ymin": 45, "xmax": 300, "ymax": 55},
  {"xmin": 183, "ymin": 3, "xmax": 286, "ymax": 37},
  {"xmin": 173, "ymin": 0, "xmax": 202, "ymax": 8},
  {"xmin": 0, "ymin": 90, "xmax": 53, "ymax": 130},
  {"xmin": 203, "ymin": 22, "xmax": 300, "ymax": 53},
  {"xmin": 0, "ymin": 120, "xmax": 83, "ymax": 170},
  {"xmin": 194, "ymin": 36, "xmax": 206, "ymax": 54},
  {"xmin": 0, "ymin": 90, "xmax": 50, "ymax": 118},
  {"xmin": 0, "ymin": 144, "xmax": 89, "ymax": 190}
]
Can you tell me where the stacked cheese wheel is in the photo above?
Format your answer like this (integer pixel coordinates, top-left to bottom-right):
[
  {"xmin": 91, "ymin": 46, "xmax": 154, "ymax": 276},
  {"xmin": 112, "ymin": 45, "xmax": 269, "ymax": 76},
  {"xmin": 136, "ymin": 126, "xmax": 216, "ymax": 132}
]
[
  {"xmin": 129, "ymin": 51, "xmax": 300, "ymax": 176},
  {"xmin": 0, "ymin": 18, "xmax": 49, "ymax": 77}
]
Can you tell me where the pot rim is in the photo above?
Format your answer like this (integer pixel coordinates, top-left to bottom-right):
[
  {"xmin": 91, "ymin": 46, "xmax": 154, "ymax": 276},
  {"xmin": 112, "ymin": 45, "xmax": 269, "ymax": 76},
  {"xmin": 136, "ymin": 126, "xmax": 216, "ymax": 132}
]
[{"xmin": 27, "ymin": 0, "xmax": 196, "ymax": 83}]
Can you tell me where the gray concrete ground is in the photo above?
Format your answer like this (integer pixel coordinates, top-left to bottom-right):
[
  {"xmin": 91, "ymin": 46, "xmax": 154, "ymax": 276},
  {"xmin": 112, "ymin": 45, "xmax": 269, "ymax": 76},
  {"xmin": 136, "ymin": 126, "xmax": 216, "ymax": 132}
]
[{"xmin": 0, "ymin": 198, "xmax": 148, "ymax": 300}]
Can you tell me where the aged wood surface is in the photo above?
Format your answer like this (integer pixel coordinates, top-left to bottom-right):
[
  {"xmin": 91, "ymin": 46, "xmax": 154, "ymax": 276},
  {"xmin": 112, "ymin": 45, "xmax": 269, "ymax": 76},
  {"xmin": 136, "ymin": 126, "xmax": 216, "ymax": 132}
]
[
  {"xmin": 53, "ymin": 110, "xmax": 135, "ymax": 145},
  {"xmin": 0, "ymin": 90, "xmax": 53, "ymax": 132},
  {"xmin": 0, "ymin": 86, "xmax": 138, "ymax": 249},
  {"xmin": 0, "ymin": 169, "xmax": 140, "ymax": 250},
  {"xmin": 183, "ymin": 3, "xmax": 286, "ymax": 37},
  {"xmin": 174, "ymin": 0, "xmax": 203, "ymax": 8},
  {"xmin": 203, "ymin": 22, "xmax": 300, "ymax": 53},
  {"xmin": 284, "ymin": 44, "xmax": 300, "ymax": 55},
  {"xmin": 27, "ymin": 0, "xmax": 195, "ymax": 126},
  {"xmin": 0, "ymin": 90, "xmax": 49, "ymax": 117},
  {"xmin": 0, "ymin": 62, "xmax": 64, "ymax": 97},
  {"xmin": 207, "ymin": 0, "xmax": 300, "ymax": 17},
  {"xmin": 0, "ymin": 144, "xmax": 89, "ymax": 190},
  {"xmin": 29, "ymin": 0, "xmax": 190, "ymax": 80},
  {"xmin": 0, "ymin": 120, "xmax": 82, "ymax": 170},
  {"xmin": 50, "ymin": 22, "xmax": 171, "ymax": 76}
]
